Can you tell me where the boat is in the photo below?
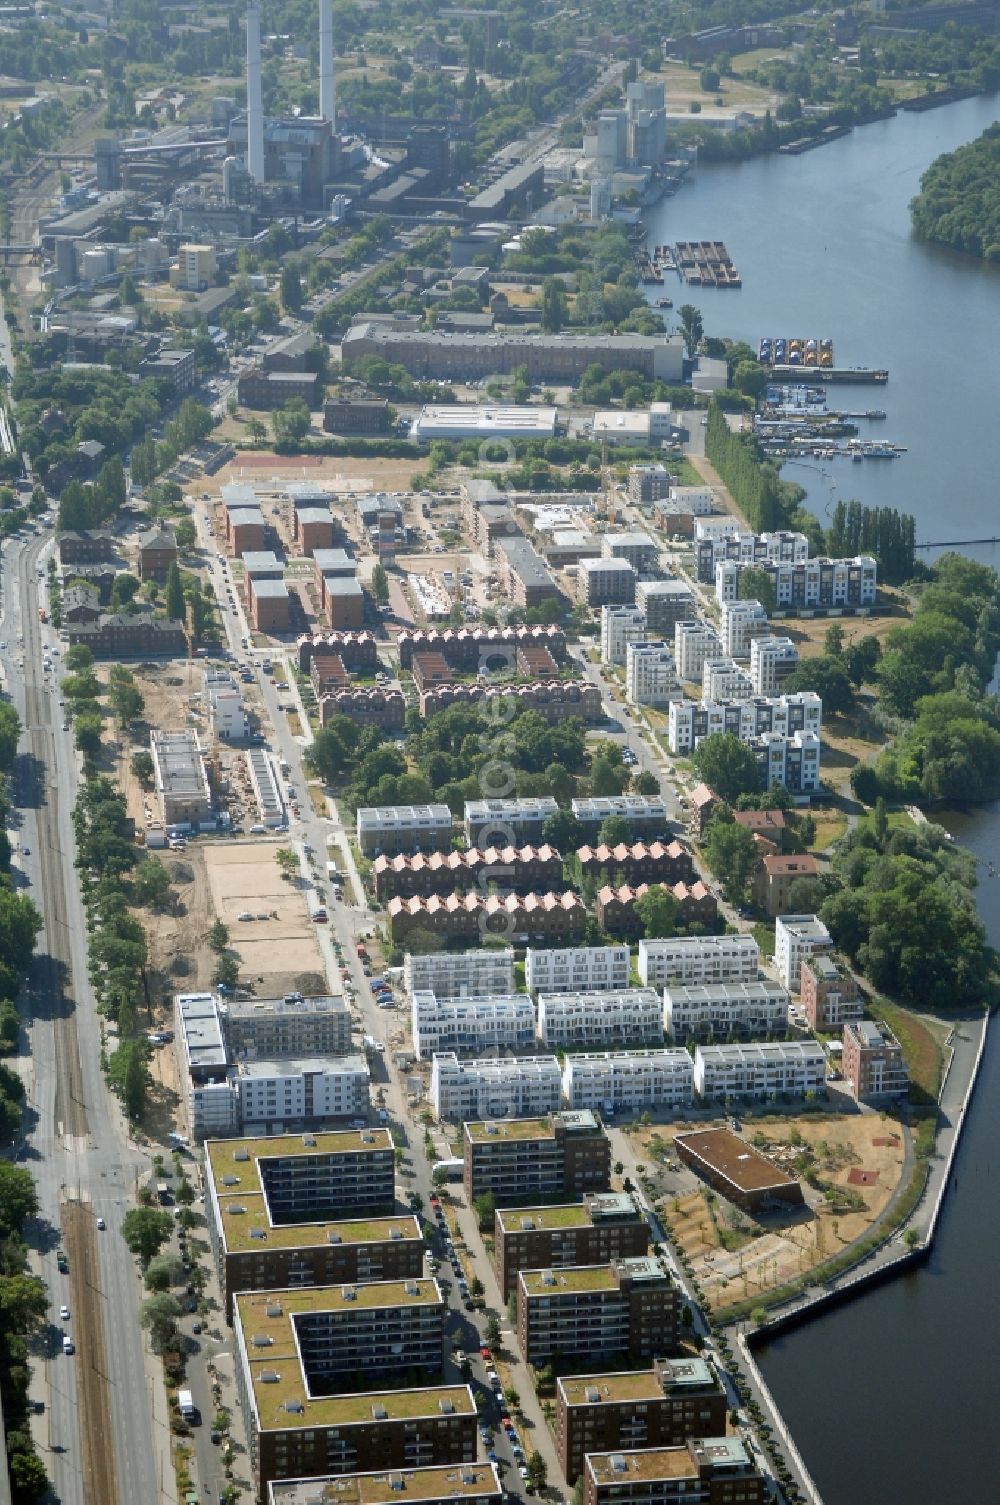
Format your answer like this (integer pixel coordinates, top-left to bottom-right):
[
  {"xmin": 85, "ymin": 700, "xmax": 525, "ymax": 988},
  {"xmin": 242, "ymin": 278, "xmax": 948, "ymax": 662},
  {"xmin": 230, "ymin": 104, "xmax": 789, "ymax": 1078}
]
[
  {"xmin": 866, "ymin": 409, "xmax": 887, "ymax": 420},
  {"xmin": 657, "ymin": 297, "xmax": 673, "ymax": 308}
]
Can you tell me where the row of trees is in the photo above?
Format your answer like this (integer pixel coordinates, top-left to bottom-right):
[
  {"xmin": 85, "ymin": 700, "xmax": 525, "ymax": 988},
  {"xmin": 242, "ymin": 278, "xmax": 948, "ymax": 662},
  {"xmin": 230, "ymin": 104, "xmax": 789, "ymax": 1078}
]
[
  {"xmin": 825, "ymin": 500, "xmax": 917, "ymax": 586},
  {"xmin": 0, "ymin": 1163, "xmax": 50, "ymax": 1500},
  {"xmin": 704, "ymin": 402, "xmax": 788, "ymax": 532}
]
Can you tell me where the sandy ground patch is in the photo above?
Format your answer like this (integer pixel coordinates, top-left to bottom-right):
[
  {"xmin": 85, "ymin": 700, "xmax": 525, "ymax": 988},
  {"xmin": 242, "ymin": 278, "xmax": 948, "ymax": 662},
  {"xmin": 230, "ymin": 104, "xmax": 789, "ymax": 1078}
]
[
  {"xmin": 202, "ymin": 842, "xmax": 325, "ymax": 984},
  {"xmin": 214, "ymin": 452, "xmax": 419, "ymax": 492},
  {"xmin": 639, "ymin": 1114, "xmax": 906, "ymax": 1310}
]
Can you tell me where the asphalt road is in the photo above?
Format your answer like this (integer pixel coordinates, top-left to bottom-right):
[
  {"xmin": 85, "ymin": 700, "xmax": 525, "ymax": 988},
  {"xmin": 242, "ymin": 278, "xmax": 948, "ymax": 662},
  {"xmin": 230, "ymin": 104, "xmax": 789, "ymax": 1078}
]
[{"xmin": 3, "ymin": 528, "xmax": 163, "ymax": 1505}]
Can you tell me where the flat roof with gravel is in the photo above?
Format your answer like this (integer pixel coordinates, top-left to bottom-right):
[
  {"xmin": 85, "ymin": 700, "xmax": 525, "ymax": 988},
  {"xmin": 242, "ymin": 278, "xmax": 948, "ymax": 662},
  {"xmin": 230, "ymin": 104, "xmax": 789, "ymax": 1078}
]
[{"xmin": 269, "ymin": 1463, "xmax": 502, "ymax": 1505}]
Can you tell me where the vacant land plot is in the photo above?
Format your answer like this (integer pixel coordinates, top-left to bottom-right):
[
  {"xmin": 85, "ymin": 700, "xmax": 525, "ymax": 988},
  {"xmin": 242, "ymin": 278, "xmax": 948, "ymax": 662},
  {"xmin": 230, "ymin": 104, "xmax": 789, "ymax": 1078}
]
[
  {"xmin": 203, "ymin": 842, "xmax": 325, "ymax": 985},
  {"xmin": 654, "ymin": 1114, "xmax": 906, "ymax": 1310},
  {"xmin": 215, "ymin": 452, "xmax": 418, "ymax": 492}
]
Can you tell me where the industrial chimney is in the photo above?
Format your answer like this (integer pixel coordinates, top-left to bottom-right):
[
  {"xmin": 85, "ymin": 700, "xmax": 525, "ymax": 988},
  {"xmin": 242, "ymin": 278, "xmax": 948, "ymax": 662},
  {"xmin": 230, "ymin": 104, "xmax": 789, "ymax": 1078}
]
[
  {"xmin": 319, "ymin": 0, "xmax": 336, "ymax": 128},
  {"xmin": 246, "ymin": 3, "xmax": 265, "ymax": 184}
]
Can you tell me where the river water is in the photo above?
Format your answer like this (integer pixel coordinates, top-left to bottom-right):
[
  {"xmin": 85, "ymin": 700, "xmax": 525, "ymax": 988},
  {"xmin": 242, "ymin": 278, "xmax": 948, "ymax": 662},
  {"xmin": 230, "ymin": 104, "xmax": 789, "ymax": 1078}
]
[{"xmin": 645, "ymin": 96, "xmax": 1000, "ymax": 1505}]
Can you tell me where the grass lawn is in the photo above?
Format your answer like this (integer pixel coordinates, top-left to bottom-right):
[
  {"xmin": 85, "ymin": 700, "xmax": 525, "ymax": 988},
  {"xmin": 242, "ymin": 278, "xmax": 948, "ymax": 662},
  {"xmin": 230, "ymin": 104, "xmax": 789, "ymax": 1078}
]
[
  {"xmin": 811, "ymin": 805, "xmax": 849, "ymax": 851},
  {"xmin": 867, "ymin": 996, "xmax": 947, "ymax": 1101},
  {"xmin": 752, "ymin": 923, "xmax": 775, "ymax": 959}
]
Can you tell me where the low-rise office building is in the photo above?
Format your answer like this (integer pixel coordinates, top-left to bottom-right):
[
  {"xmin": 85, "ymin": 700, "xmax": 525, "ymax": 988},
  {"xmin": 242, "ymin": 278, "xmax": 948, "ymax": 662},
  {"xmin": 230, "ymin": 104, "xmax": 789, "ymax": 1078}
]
[
  {"xmin": 430, "ymin": 1053, "xmax": 562, "ymax": 1121},
  {"xmin": 495, "ymin": 1192, "xmax": 649, "ymax": 1299},
  {"xmin": 638, "ymin": 936, "xmax": 759, "ymax": 988},
  {"xmin": 357, "ymin": 804, "xmax": 454, "ymax": 857},
  {"xmin": 663, "ymin": 981, "xmax": 790, "ymax": 1041},
  {"xmin": 463, "ymin": 1110, "xmax": 611, "ymax": 1204},
  {"xmin": 537, "ymin": 989, "xmax": 664, "ymax": 1050},
  {"xmin": 404, "ymin": 949, "xmax": 515, "ymax": 1000},
  {"xmin": 775, "ymin": 914, "xmax": 833, "ymax": 992},
  {"xmin": 206, "ymin": 1135, "xmax": 422, "ymax": 1319},
  {"xmin": 693, "ymin": 1041, "xmax": 826, "ymax": 1102},
  {"xmin": 556, "ymin": 1358, "xmax": 727, "ymax": 1485},
  {"xmin": 525, "ymin": 945, "xmax": 631, "ymax": 996},
  {"xmin": 561, "ymin": 1050, "xmax": 695, "ymax": 1113},
  {"xmin": 674, "ymin": 1128, "xmax": 803, "ymax": 1213},
  {"xmin": 411, "ymin": 993, "xmax": 536, "ymax": 1060},
  {"xmin": 842, "ymin": 1019, "xmax": 908, "ymax": 1103},
  {"xmin": 799, "ymin": 954, "xmax": 863, "ymax": 1031},
  {"xmin": 583, "ymin": 1440, "xmax": 765, "ymax": 1505},
  {"xmin": 517, "ymin": 1256, "xmax": 678, "ymax": 1368},
  {"xmin": 267, "ymin": 1463, "xmax": 502, "ymax": 1505}
]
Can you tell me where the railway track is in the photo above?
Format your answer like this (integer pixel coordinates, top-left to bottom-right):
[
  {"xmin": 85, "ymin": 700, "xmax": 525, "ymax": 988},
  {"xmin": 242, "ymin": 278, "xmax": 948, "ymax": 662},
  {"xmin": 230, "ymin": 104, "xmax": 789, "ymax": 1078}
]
[{"xmin": 63, "ymin": 1202, "xmax": 118, "ymax": 1505}]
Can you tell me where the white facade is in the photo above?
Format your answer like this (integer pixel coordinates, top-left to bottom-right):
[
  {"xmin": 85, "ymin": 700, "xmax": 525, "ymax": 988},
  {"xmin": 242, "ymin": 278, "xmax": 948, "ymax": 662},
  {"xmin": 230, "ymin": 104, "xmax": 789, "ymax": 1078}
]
[
  {"xmin": 716, "ymin": 556, "xmax": 877, "ymax": 609},
  {"xmin": 525, "ymin": 945, "xmax": 631, "ymax": 996},
  {"xmin": 562, "ymin": 1050, "xmax": 694, "ymax": 1112},
  {"xmin": 237, "ymin": 1055, "xmax": 370, "ymax": 1124},
  {"xmin": 750, "ymin": 635, "xmax": 800, "ymax": 696},
  {"xmin": 669, "ymin": 485, "xmax": 714, "ymax": 514},
  {"xmin": 601, "ymin": 605, "xmax": 648, "ymax": 666},
  {"xmin": 626, "ymin": 640, "xmax": 680, "ymax": 707},
  {"xmin": 693, "ymin": 1041, "xmax": 826, "ymax": 1101},
  {"xmin": 775, "ymin": 914, "xmax": 833, "ymax": 992},
  {"xmin": 695, "ymin": 517, "xmax": 742, "ymax": 542},
  {"xmin": 755, "ymin": 728, "xmax": 822, "ymax": 793},
  {"xmin": 404, "ymin": 949, "xmax": 515, "ymax": 1000},
  {"xmin": 537, "ymin": 988, "xmax": 664, "ymax": 1049},
  {"xmin": 357, "ymin": 804, "xmax": 453, "ymax": 855},
  {"xmin": 663, "ymin": 981, "xmax": 790, "ymax": 1039},
  {"xmin": 191, "ymin": 1080, "xmax": 240, "ymax": 1139},
  {"xmin": 411, "ymin": 992, "xmax": 536, "ymax": 1060},
  {"xmin": 411, "ymin": 405, "xmax": 557, "ymax": 441},
  {"xmin": 702, "ymin": 656, "xmax": 753, "ymax": 701},
  {"xmin": 720, "ymin": 599, "xmax": 769, "ymax": 659},
  {"xmin": 667, "ymin": 692, "xmax": 823, "ymax": 756},
  {"xmin": 674, "ymin": 620, "xmax": 722, "ymax": 682},
  {"xmin": 430, "ymin": 1052, "xmax": 562, "ymax": 1120},
  {"xmin": 639, "ymin": 936, "xmax": 760, "ymax": 988},
  {"xmin": 464, "ymin": 797, "xmax": 559, "ymax": 845}
]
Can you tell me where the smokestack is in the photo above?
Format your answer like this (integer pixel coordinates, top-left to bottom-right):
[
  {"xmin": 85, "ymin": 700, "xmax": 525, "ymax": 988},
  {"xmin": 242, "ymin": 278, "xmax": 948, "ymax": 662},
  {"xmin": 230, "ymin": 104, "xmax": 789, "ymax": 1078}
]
[
  {"xmin": 246, "ymin": 3, "xmax": 265, "ymax": 184},
  {"xmin": 319, "ymin": 0, "xmax": 336, "ymax": 129}
]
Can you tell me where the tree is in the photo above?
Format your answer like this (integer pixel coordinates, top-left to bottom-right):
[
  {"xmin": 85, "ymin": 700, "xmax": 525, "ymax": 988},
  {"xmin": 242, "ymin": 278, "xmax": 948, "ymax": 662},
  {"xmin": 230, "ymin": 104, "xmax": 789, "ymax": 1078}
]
[
  {"xmin": 526, "ymin": 1451, "xmax": 547, "ymax": 1493},
  {"xmin": 131, "ymin": 750, "xmax": 154, "ymax": 784},
  {"xmin": 144, "ymin": 1253, "xmax": 184, "ymax": 1292},
  {"xmin": 213, "ymin": 952, "xmax": 240, "ymax": 990},
  {"xmin": 541, "ymin": 277, "xmax": 568, "ymax": 333},
  {"xmin": 824, "ymin": 622, "xmax": 845, "ymax": 658},
  {"xmin": 65, "ymin": 644, "xmax": 95, "ymax": 672},
  {"xmin": 844, "ymin": 634, "xmax": 882, "ymax": 686},
  {"xmin": 633, "ymin": 769, "xmax": 659, "ymax": 795},
  {"xmin": 8, "ymin": 1451, "xmax": 48, "ymax": 1499},
  {"xmin": 280, "ymin": 264, "xmax": 304, "ymax": 314},
  {"xmin": 110, "ymin": 573, "xmax": 140, "ymax": 612},
  {"xmin": 109, "ymin": 677, "xmax": 145, "ymax": 725},
  {"xmin": 174, "ymin": 517, "xmax": 196, "ymax": 551},
  {"xmin": 133, "ymin": 858, "xmax": 172, "ymax": 910},
  {"xmin": 785, "ymin": 875, "xmax": 826, "ymax": 912},
  {"xmin": 484, "ymin": 1312, "xmax": 502, "ymax": 1349},
  {"xmin": 121, "ymin": 1206, "xmax": 174, "ymax": 1266},
  {"xmin": 208, "ymin": 919, "xmax": 230, "ymax": 953},
  {"xmin": 473, "ymin": 1191, "xmax": 496, "ymax": 1231},
  {"xmin": 542, "ymin": 809, "xmax": 585, "ymax": 852},
  {"xmin": 635, "ymin": 886, "xmax": 680, "ymax": 939},
  {"xmin": 0, "ymin": 702, "xmax": 19, "ymax": 772},
  {"xmin": 784, "ymin": 655, "xmax": 854, "ymax": 715},
  {"xmin": 140, "ymin": 1292, "xmax": 182, "ymax": 1353},
  {"xmin": 704, "ymin": 819, "xmax": 758, "ymax": 902},
  {"xmin": 165, "ymin": 562, "xmax": 184, "ymax": 621},
  {"xmin": 107, "ymin": 1037, "xmax": 148, "ymax": 1119},
  {"xmin": 677, "ymin": 303, "xmax": 704, "ymax": 359},
  {"xmin": 0, "ymin": 1162, "xmax": 38, "ymax": 1237},
  {"xmin": 273, "ymin": 398, "xmax": 311, "ymax": 443},
  {"xmin": 74, "ymin": 714, "xmax": 103, "ymax": 757},
  {"xmin": 691, "ymin": 733, "xmax": 760, "ymax": 802},
  {"xmin": 733, "ymin": 360, "xmax": 766, "ymax": 398},
  {"xmin": 597, "ymin": 814, "xmax": 632, "ymax": 847},
  {"xmin": 738, "ymin": 566, "xmax": 776, "ymax": 614},
  {"xmin": 371, "ymin": 562, "xmax": 389, "ymax": 605},
  {"xmin": 275, "ymin": 847, "xmax": 299, "ymax": 879}
]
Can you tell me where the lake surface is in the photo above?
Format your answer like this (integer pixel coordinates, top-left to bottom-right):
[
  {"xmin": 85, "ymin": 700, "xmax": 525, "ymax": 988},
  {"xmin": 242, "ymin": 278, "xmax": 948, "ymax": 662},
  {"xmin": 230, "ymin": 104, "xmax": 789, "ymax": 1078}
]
[{"xmin": 646, "ymin": 97, "xmax": 1000, "ymax": 1505}]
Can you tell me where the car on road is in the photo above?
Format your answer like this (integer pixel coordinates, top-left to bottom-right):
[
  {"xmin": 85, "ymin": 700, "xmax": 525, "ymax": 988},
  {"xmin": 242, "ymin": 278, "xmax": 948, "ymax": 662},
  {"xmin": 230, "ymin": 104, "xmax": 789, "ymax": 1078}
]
[
  {"xmin": 22, "ymin": 846, "xmax": 29, "ymax": 855},
  {"xmin": 59, "ymin": 1305, "xmax": 69, "ymax": 1320},
  {"xmin": 480, "ymin": 1346, "xmax": 491, "ymax": 1360},
  {"xmin": 62, "ymin": 1336, "xmax": 74, "ymax": 1355},
  {"xmin": 518, "ymin": 1467, "xmax": 529, "ymax": 1481},
  {"xmin": 96, "ymin": 1217, "xmax": 105, "ymax": 1230}
]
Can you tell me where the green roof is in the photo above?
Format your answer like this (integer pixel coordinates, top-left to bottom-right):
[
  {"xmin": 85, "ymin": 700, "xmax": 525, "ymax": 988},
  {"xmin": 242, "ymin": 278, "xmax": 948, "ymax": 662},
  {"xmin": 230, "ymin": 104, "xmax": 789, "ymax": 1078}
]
[
  {"xmin": 223, "ymin": 1209, "xmax": 422, "ymax": 1255},
  {"xmin": 497, "ymin": 1204, "xmax": 590, "ymax": 1232},
  {"xmin": 520, "ymin": 1265, "xmax": 617, "ymax": 1295},
  {"xmin": 269, "ymin": 1463, "xmax": 502, "ymax": 1505},
  {"xmin": 465, "ymin": 1117, "xmax": 553, "ymax": 1143}
]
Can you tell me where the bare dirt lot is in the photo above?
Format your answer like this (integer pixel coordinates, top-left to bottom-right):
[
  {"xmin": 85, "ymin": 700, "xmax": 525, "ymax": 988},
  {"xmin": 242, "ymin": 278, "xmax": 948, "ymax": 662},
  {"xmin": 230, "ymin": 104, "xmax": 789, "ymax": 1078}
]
[
  {"xmin": 642, "ymin": 1114, "xmax": 906, "ymax": 1310},
  {"xmin": 202, "ymin": 843, "xmax": 325, "ymax": 989},
  {"xmin": 214, "ymin": 452, "xmax": 418, "ymax": 491}
]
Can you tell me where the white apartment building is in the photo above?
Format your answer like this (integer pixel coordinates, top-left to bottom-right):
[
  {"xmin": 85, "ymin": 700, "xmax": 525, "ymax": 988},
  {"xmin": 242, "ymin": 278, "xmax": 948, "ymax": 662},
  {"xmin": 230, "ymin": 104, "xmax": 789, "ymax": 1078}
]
[
  {"xmin": 674, "ymin": 620, "xmax": 722, "ymax": 682},
  {"xmin": 693, "ymin": 1041, "xmax": 826, "ymax": 1102},
  {"xmin": 669, "ymin": 485, "xmax": 715, "ymax": 514},
  {"xmin": 430, "ymin": 1053, "xmax": 562, "ymax": 1120},
  {"xmin": 754, "ymin": 728, "xmax": 822, "ymax": 794},
  {"xmin": 411, "ymin": 992, "xmax": 536, "ymax": 1060},
  {"xmin": 663, "ymin": 981, "xmax": 790, "ymax": 1040},
  {"xmin": 525, "ymin": 945, "xmax": 631, "ymax": 996},
  {"xmin": 667, "ymin": 692, "xmax": 822, "ymax": 756},
  {"xmin": 562, "ymin": 1050, "xmax": 695, "ymax": 1112},
  {"xmin": 695, "ymin": 517, "xmax": 742, "ymax": 542},
  {"xmin": 404, "ymin": 949, "xmax": 515, "ymax": 1000},
  {"xmin": 639, "ymin": 936, "xmax": 760, "ymax": 988},
  {"xmin": 601, "ymin": 605, "xmax": 648, "ymax": 667},
  {"xmin": 236, "ymin": 1055, "xmax": 370, "ymax": 1126},
  {"xmin": 536, "ymin": 989, "xmax": 664, "ymax": 1050},
  {"xmin": 715, "ymin": 556, "xmax": 877, "ymax": 609},
  {"xmin": 203, "ymin": 668, "xmax": 245, "ymax": 741},
  {"xmin": 750, "ymin": 636, "xmax": 800, "ymax": 696},
  {"xmin": 357, "ymin": 803, "xmax": 454, "ymax": 855},
  {"xmin": 572, "ymin": 796, "xmax": 669, "ymax": 831},
  {"xmin": 626, "ymin": 640, "xmax": 680, "ymax": 708},
  {"xmin": 702, "ymin": 656, "xmax": 753, "ymax": 701},
  {"xmin": 775, "ymin": 914, "xmax": 833, "ymax": 992},
  {"xmin": 720, "ymin": 599, "xmax": 769, "ymax": 659},
  {"xmin": 464, "ymin": 797, "xmax": 559, "ymax": 846}
]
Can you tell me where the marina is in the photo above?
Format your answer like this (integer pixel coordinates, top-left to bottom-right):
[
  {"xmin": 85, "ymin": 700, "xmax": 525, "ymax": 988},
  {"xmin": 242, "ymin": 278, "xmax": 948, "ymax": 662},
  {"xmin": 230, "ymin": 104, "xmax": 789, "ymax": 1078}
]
[
  {"xmin": 672, "ymin": 239, "xmax": 742, "ymax": 287},
  {"xmin": 760, "ymin": 336, "xmax": 835, "ymax": 367}
]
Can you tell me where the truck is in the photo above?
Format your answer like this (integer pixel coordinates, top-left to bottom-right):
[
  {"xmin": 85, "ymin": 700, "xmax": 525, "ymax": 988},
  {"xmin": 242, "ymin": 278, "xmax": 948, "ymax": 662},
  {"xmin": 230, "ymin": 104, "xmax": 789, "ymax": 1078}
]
[
  {"xmin": 326, "ymin": 860, "xmax": 340, "ymax": 880},
  {"xmin": 178, "ymin": 1389, "xmax": 197, "ymax": 1421}
]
